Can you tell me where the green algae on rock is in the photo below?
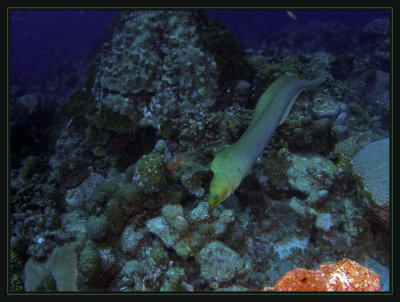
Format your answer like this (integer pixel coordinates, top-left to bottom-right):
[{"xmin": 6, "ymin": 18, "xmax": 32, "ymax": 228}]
[
  {"xmin": 136, "ymin": 152, "xmax": 166, "ymax": 192},
  {"xmin": 85, "ymin": 215, "xmax": 108, "ymax": 241},
  {"xmin": 79, "ymin": 246, "xmax": 102, "ymax": 286},
  {"xmin": 93, "ymin": 103, "xmax": 138, "ymax": 136},
  {"xmin": 20, "ymin": 156, "xmax": 41, "ymax": 180}
]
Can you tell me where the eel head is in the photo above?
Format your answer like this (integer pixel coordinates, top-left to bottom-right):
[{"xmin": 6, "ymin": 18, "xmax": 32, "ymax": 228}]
[{"xmin": 208, "ymin": 173, "xmax": 232, "ymax": 209}]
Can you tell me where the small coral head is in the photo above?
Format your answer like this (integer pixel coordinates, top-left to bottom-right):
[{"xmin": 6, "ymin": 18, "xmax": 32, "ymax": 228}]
[{"xmin": 208, "ymin": 175, "xmax": 231, "ymax": 209}]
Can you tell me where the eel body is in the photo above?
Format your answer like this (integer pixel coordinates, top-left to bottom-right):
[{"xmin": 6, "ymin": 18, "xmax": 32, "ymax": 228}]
[{"xmin": 208, "ymin": 75, "xmax": 325, "ymax": 209}]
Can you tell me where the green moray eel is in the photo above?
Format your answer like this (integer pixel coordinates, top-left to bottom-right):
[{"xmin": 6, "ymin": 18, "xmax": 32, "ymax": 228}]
[{"xmin": 208, "ymin": 75, "xmax": 325, "ymax": 209}]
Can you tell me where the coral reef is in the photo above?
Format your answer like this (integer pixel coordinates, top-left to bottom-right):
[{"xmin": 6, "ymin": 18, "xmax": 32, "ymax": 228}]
[
  {"xmin": 135, "ymin": 152, "xmax": 167, "ymax": 193},
  {"xmin": 287, "ymin": 153, "xmax": 336, "ymax": 205},
  {"xmin": 92, "ymin": 10, "xmax": 218, "ymax": 132},
  {"xmin": 270, "ymin": 258, "xmax": 381, "ymax": 291},
  {"xmin": 146, "ymin": 202, "xmax": 237, "ymax": 262},
  {"xmin": 10, "ymin": 11, "xmax": 390, "ymax": 293},
  {"xmin": 196, "ymin": 241, "xmax": 245, "ymax": 286},
  {"xmin": 23, "ymin": 258, "xmax": 55, "ymax": 292},
  {"xmin": 46, "ymin": 243, "xmax": 79, "ymax": 291},
  {"xmin": 352, "ymin": 138, "xmax": 389, "ymax": 230},
  {"xmin": 79, "ymin": 246, "xmax": 102, "ymax": 286}
]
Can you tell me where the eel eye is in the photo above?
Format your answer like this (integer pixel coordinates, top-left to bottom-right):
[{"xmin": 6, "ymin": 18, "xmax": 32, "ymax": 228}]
[{"xmin": 214, "ymin": 195, "xmax": 218, "ymax": 201}]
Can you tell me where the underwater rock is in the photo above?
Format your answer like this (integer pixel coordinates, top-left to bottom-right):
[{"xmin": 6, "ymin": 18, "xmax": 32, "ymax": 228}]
[
  {"xmin": 27, "ymin": 237, "xmax": 56, "ymax": 261},
  {"xmin": 105, "ymin": 199, "xmax": 125, "ymax": 235},
  {"xmin": 195, "ymin": 11, "xmax": 252, "ymax": 97},
  {"xmin": 65, "ymin": 172, "xmax": 105, "ymax": 210},
  {"xmin": 177, "ymin": 159, "xmax": 208, "ymax": 199},
  {"xmin": 287, "ymin": 153, "xmax": 336, "ymax": 205},
  {"xmin": 363, "ymin": 71, "xmax": 389, "ymax": 129},
  {"xmin": 262, "ymin": 147, "xmax": 291, "ymax": 191},
  {"xmin": 293, "ymin": 127, "xmax": 304, "ymax": 140},
  {"xmin": 195, "ymin": 241, "xmax": 243, "ymax": 285},
  {"xmin": 315, "ymin": 213, "xmax": 334, "ymax": 232},
  {"xmin": 19, "ymin": 155, "xmax": 41, "ymax": 180},
  {"xmin": 92, "ymin": 11, "xmax": 218, "ymax": 131},
  {"xmin": 333, "ymin": 112, "xmax": 348, "ymax": 141},
  {"xmin": 121, "ymin": 260, "xmax": 141, "ymax": 277},
  {"xmin": 97, "ymin": 246, "xmax": 118, "ymax": 275},
  {"xmin": 312, "ymin": 117, "xmax": 331, "ymax": 137},
  {"xmin": 82, "ymin": 125, "xmax": 110, "ymax": 150},
  {"xmin": 219, "ymin": 209, "xmax": 234, "ymax": 225},
  {"xmin": 289, "ymin": 197, "xmax": 317, "ymax": 220},
  {"xmin": 146, "ymin": 202, "xmax": 235, "ymax": 260},
  {"xmin": 189, "ymin": 201, "xmax": 210, "ymax": 223},
  {"xmin": 334, "ymin": 125, "xmax": 348, "ymax": 141},
  {"xmin": 311, "ymin": 93, "xmax": 340, "ymax": 121},
  {"xmin": 146, "ymin": 216, "xmax": 180, "ymax": 250},
  {"xmin": 86, "ymin": 191, "xmax": 109, "ymax": 216},
  {"xmin": 234, "ymin": 80, "xmax": 251, "ymax": 95},
  {"xmin": 85, "ymin": 215, "xmax": 108, "ymax": 241},
  {"xmin": 92, "ymin": 145, "xmax": 106, "ymax": 157},
  {"xmin": 23, "ymin": 258, "xmax": 55, "ymax": 291},
  {"xmin": 309, "ymin": 51, "xmax": 337, "ymax": 71},
  {"xmin": 318, "ymin": 189, "xmax": 330, "ymax": 201},
  {"xmin": 233, "ymin": 80, "xmax": 252, "ymax": 102},
  {"xmin": 85, "ymin": 191, "xmax": 110, "ymax": 215},
  {"xmin": 160, "ymin": 267, "xmax": 186, "ymax": 291},
  {"xmin": 56, "ymin": 157, "xmax": 90, "ymax": 190},
  {"xmin": 118, "ymin": 260, "xmax": 142, "ymax": 290},
  {"xmin": 352, "ymin": 138, "xmax": 389, "ymax": 230},
  {"xmin": 215, "ymin": 285, "xmax": 251, "ymax": 291},
  {"xmin": 149, "ymin": 219, "xmax": 192, "ymax": 259},
  {"xmin": 335, "ymin": 112, "xmax": 348, "ymax": 126},
  {"xmin": 333, "ymin": 135, "xmax": 365, "ymax": 159},
  {"xmin": 301, "ymin": 115, "xmax": 313, "ymax": 126},
  {"xmin": 348, "ymin": 101, "xmax": 365, "ymax": 119},
  {"xmin": 124, "ymin": 164, "xmax": 136, "ymax": 183},
  {"xmin": 135, "ymin": 152, "xmax": 166, "ymax": 193},
  {"xmin": 114, "ymin": 183, "xmax": 145, "ymax": 210},
  {"xmin": 93, "ymin": 102, "xmax": 138, "ymax": 136},
  {"xmin": 117, "ymin": 241, "xmax": 171, "ymax": 291},
  {"xmin": 94, "ymin": 181, "xmax": 120, "ymax": 195},
  {"xmin": 79, "ymin": 246, "xmax": 102, "ymax": 286},
  {"xmin": 119, "ymin": 225, "xmax": 145, "ymax": 257},
  {"xmin": 47, "ymin": 243, "xmax": 79, "ymax": 291},
  {"xmin": 161, "ymin": 204, "xmax": 189, "ymax": 234}
]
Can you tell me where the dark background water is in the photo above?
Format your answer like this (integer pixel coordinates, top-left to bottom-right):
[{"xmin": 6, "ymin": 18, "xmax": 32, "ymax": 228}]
[
  {"xmin": 10, "ymin": 10, "xmax": 121, "ymax": 83},
  {"xmin": 10, "ymin": 9, "xmax": 390, "ymax": 86},
  {"xmin": 206, "ymin": 10, "xmax": 390, "ymax": 48}
]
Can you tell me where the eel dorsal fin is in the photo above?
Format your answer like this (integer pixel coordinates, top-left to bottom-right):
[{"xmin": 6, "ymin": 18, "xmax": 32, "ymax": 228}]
[
  {"xmin": 278, "ymin": 76, "xmax": 326, "ymax": 125},
  {"xmin": 278, "ymin": 91, "xmax": 302, "ymax": 125}
]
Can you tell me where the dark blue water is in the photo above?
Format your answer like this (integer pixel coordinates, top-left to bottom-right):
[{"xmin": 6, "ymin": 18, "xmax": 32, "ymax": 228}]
[
  {"xmin": 206, "ymin": 10, "xmax": 390, "ymax": 48},
  {"xmin": 10, "ymin": 9, "xmax": 390, "ymax": 84},
  {"xmin": 10, "ymin": 10, "xmax": 121, "ymax": 82}
]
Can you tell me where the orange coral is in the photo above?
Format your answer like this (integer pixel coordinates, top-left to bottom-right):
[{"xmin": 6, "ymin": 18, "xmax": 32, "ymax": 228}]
[
  {"xmin": 167, "ymin": 156, "xmax": 184, "ymax": 174},
  {"xmin": 271, "ymin": 258, "xmax": 380, "ymax": 292},
  {"xmin": 273, "ymin": 268, "xmax": 328, "ymax": 291}
]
